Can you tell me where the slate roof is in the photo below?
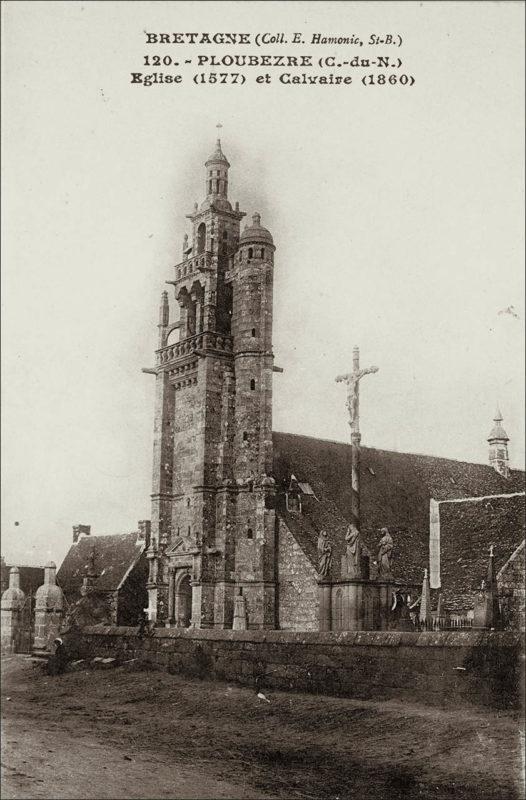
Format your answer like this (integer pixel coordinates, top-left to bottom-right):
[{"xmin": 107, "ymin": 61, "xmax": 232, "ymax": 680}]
[
  {"xmin": 437, "ymin": 494, "xmax": 525, "ymax": 613},
  {"xmin": 56, "ymin": 533, "xmax": 146, "ymax": 602},
  {"xmin": 272, "ymin": 432, "xmax": 525, "ymax": 584}
]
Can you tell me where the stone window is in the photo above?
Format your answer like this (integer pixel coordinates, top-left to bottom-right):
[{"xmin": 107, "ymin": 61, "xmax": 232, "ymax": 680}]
[
  {"xmin": 247, "ymin": 527, "xmax": 253, "ymax": 539},
  {"xmin": 261, "ymin": 248, "xmax": 265, "ymax": 259},
  {"xmin": 250, "ymin": 379, "xmax": 256, "ymax": 391},
  {"xmin": 248, "ymin": 247, "xmax": 253, "ymax": 259},
  {"xmin": 243, "ymin": 432, "xmax": 248, "ymax": 441},
  {"xmin": 251, "ymin": 328, "xmax": 256, "ymax": 337}
]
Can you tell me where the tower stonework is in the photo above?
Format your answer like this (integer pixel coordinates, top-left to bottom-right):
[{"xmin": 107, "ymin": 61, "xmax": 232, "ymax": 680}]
[{"xmin": 147, "ymin": 140, "xmax": 277, "ymax": 629}]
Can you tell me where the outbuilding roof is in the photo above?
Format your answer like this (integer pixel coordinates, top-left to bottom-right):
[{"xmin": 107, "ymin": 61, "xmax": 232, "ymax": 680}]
[{"xmin": 56, "ymin": 532, "xmax": 146, "ymax": 601}]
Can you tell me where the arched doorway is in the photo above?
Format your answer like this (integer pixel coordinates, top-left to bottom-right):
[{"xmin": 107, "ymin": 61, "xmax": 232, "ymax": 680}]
[{"xmin": 177, "ymin": 573, "xmax": 192, "ymax": 628}]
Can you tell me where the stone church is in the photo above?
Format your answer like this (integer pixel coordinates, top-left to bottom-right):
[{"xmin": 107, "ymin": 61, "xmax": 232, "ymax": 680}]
[{"xmin": 143, "ymin": 139, "xmax": 525, "ymax": 632}]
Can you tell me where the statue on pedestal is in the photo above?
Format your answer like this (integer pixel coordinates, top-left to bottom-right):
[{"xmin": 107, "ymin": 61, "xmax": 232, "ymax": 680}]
[
  {"xmin": 377, "ymin": 528, "xmax": 394, "ymax": 579},
  {"xmin": 317, "ymin": 530, "xmax": 333, "ymax": 579},
  {"xmin": 343, "ymin": 525, "xmax": 370, "ymax": 579}
]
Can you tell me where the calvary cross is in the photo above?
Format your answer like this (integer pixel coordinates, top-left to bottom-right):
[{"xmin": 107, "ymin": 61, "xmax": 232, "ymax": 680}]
[{"xmin": 335, "ymin": 346, "xmax": 379, "ymax": 434}]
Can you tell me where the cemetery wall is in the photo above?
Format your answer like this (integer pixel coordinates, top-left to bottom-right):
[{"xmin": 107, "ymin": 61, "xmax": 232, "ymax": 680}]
[{"xmin": 67, "ymin": 626, "xmax": 524, "ymax": 711}]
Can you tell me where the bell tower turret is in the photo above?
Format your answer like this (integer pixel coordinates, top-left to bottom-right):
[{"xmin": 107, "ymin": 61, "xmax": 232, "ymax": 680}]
[{"xmin": 487, "ymin": 405, "xmax": 510, "ymax": 478}]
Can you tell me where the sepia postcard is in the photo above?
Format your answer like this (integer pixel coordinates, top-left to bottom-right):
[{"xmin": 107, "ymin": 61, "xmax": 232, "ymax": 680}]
[{"xmin": 1, "ymin": 2, "xmax": 524, "ymax": 799}]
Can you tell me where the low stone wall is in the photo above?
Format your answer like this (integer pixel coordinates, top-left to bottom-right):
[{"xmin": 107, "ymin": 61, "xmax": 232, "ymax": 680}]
[{"xmin": 67, "ymin": 626, "xmax": 524, "ymax": 711}]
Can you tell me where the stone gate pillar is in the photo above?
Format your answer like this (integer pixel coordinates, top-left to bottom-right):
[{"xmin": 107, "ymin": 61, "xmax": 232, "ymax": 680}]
[
  {"xmin": 33, "ymin": 561, "xmax": 65, "ymax": 651},
  {"xmin": 1, "ymin": 567, "xmax": 26, "ymax": 654}
]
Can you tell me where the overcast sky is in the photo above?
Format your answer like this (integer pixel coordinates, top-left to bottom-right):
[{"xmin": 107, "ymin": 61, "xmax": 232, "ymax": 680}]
[{"xmin": 2, "ymin": 1, "xmax": 524, "ymax": 567}]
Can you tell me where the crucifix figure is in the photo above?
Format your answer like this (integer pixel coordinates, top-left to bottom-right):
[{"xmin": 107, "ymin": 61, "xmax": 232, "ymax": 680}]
[
  {"xmin": 335, "ymin": 347, "xmax": 379, "ymax": 431},
  {"xmin": 335, "ymin": 346, "xmax": 379, "ymax": 536}
]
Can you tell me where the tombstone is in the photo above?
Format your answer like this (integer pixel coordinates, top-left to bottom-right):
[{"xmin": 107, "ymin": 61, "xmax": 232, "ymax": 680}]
[
  {"xmin": 1, "ymin": 567, "xmax": 26, "ymax": 653},
  {"xmin": 473, "ymin": 546, "xmax": 501, "ymax": 629},
  {"xmin": 33, "ymin": 562, "xmax": 66, "ymax": 651},
  {"xmin": 419, "ymin": 568, "xmax": 432, "ymax": 629}
]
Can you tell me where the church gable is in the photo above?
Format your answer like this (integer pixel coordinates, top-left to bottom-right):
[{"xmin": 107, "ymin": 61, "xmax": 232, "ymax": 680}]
[{"xmin": 437, "ymin": 493, "xmax": 525, "ymax": 613}]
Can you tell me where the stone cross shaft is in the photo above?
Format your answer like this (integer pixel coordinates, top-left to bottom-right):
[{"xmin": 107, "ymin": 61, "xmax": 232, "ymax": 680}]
[{"xmin": 335, "ymin": 346, "xmax": 379, "ymax": 533}]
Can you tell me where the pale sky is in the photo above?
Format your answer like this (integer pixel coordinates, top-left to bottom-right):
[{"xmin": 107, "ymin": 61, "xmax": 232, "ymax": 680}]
[{"xmin": 2, "ymin": 1, "xmax": 524, "ymax": 567}]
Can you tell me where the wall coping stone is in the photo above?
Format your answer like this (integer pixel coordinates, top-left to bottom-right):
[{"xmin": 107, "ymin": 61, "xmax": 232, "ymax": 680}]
[{"xmin": 79, "ymin": 624, "xmax": 522, "ymax": 649}]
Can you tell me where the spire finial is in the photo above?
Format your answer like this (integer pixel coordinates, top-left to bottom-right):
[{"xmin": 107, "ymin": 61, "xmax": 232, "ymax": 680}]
[
  {"xmin": 494, "ymin": 404, "xmax": 503, "ymax": 422},
  {"xmin": 216, "ymin": 122, "xmax": 223, "ymax": 146}
]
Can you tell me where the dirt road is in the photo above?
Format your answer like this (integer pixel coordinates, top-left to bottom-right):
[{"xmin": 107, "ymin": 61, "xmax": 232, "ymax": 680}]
[{"xmin": 1, "ymin": 654, "xmax": 524, "ymax": 800}]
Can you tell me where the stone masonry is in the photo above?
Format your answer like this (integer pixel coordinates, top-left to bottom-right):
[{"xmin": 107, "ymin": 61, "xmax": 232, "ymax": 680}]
[{"xmin": 498, "ymin": 540, "xmax": 525, "ymax": 631}]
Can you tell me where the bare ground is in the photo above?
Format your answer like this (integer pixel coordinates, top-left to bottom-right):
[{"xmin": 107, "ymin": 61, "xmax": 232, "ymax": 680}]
[{"xmin": 1, "ymin": 654, "xmax": 524, "ymax": 800}]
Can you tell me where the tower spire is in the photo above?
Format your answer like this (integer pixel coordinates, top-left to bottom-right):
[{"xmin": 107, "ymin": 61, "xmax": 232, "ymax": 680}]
[{"xmin": 205, "ymin": 126, "xmax": 230, "ymax": 199}]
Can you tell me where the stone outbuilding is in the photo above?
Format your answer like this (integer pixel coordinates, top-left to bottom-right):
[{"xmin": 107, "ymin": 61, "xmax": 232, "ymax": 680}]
[
  {"xmin": 56, "ymin": 523, "xmax": 149, "ymax": 626},
  {"xmin": 497, "ymin": 539, "xmax": 525, "ymax": 631},
  {"xmin": 429, "ymin": 491, "xmax": 525, "ymax": 620}
]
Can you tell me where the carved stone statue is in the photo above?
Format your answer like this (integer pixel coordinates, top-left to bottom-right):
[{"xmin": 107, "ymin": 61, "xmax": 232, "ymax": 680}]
[
  {"xmin": 335, "ymin": 365, "xmax": 379, "ymax": 427},
  {"xmin": 343, "ymin": 525, "xmax": 370, "ymax": 579},
  {"xmin": 377, "ymin": 528, "xmax": 394, "ymax": 579},
  {"xmin": 317, "ymin": 530, "xmax": 333, "ymax": 579}
]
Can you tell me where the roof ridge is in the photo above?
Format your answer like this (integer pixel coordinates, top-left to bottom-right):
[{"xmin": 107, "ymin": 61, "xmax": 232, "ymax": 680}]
[
  {"xmin": 437, "ymin": 491, "xmax": 525, "ymax": 506},
  {"xmin": 272, "ymin": 431, "xmax": 525, "ymax": 472},
  {"xmin": 74, "ymin": 531, "xmax": 139, "ymax": 541}
]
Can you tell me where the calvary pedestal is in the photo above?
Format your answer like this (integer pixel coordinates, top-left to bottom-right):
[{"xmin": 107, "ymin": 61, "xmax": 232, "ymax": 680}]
[{"xmin": 319, "ymin": 575, "xmax": 413, "ymax": 632}]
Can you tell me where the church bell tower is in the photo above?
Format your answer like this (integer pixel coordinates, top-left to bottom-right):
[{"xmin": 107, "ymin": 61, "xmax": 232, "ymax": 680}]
[{"xmin": 146, "ymin": 139, "xmax": 277, "ymax": 630}]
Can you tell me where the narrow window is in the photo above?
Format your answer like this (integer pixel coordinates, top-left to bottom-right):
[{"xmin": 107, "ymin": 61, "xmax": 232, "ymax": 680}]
[
  {"xmin": 251, "ymin": 328, "xmax": 256, "ymax": 337},
  {"xmin": 250, "ymin": 379, "xmax": 256, "ymax": 391},
  {"xmin": 197, "ymin": 223, "xmax": 206, "ymax": 254},
  {"xmin": 261, "ymin": 248, "xmax": 265, "ymax": 259},
  {"xmin": 247, "ymin": 528, "xmax": 253, "ymax": 539},
  {"xmin": 208, "ymin": 180, "xmax": 212, "ymax": 194},
  {"xmin": 223, "ymin": 230, "xmax": 228, "ymax": 240},
  {"xmin": 243, "ymin": 432, "xmax": 248, "ymax": 441},
  {"xmin": 248, "ymin": 247, "xmax": 253, "ymax": 259},
  {"xmin": 187, "ymin": 526, "xmax": 191, "ymax": 536},
  {"xmin": 186, "ymin": 498, "xmax": 190, "ymax": 508}
]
